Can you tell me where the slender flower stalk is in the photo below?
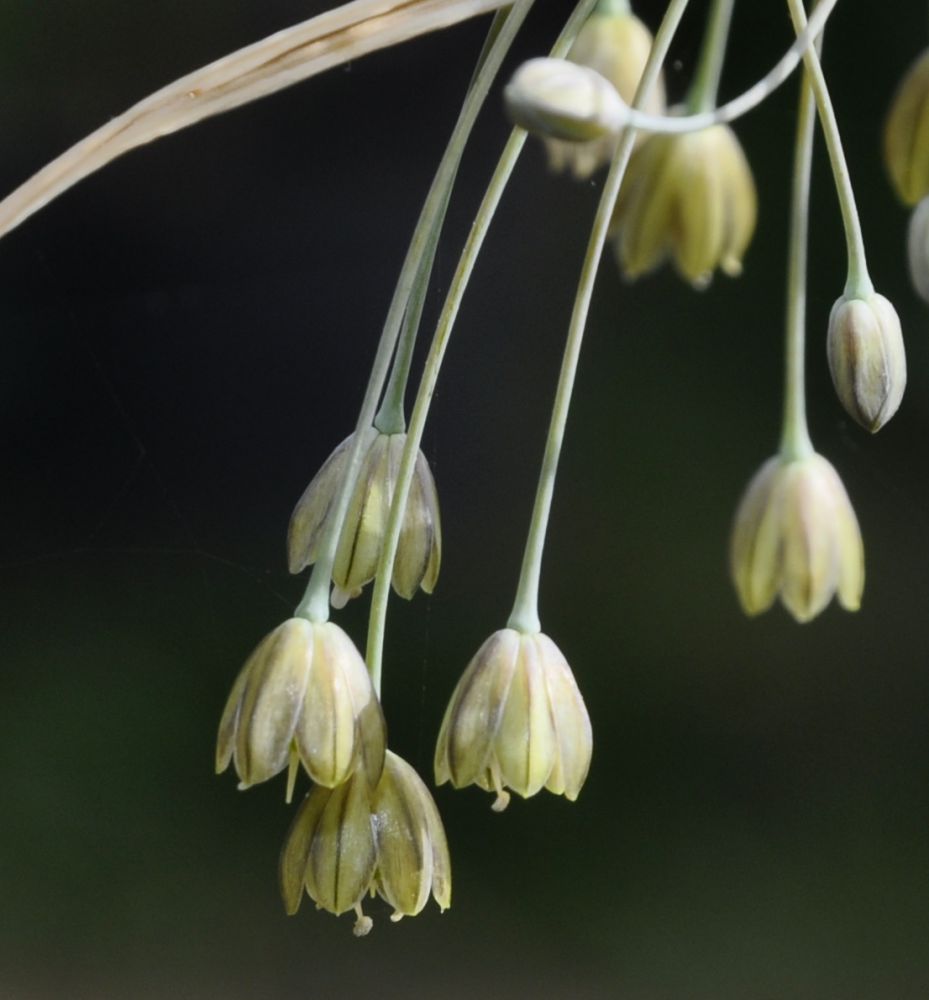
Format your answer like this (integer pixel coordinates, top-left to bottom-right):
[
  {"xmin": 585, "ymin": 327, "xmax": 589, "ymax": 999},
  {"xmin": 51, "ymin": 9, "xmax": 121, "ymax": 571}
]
[
  {"xmin": 294, "ymin": 0, "xmax": 536, "ymax": 628},
  {"xmin": 508, "ymin": 0, "xmax": 692, "ymax": 634},
  {"xmin": 785, "ymin": 0, "xmax": 872, "ymax": 298},
  {"xmin": 507, "ymin": 0, "xmax": 838, "ymax": 140},
  {"xmin": 0, "ymin": 0, "xmax": 838, "ymax": 245},
  {"xmin": 780, "ymin": 67, "xmax": 817, "ymax": 461},
  {"xmin": 374, "ymin": 195, "xmax": 446, "ymax": 436},
  {"xmin": 375, "ymin": 11, "xmax": 509, "ymax": 436},
  {"xmin": 687, "ymin": 0, "xmax": 736, "ymax": 113},
  {"xmin": 729, "ymin": 52, "xmax": 865, "ymax": 623},
  {"xmin": 363, "ymin": 0, "xmax": 605, "ymax": 694}
]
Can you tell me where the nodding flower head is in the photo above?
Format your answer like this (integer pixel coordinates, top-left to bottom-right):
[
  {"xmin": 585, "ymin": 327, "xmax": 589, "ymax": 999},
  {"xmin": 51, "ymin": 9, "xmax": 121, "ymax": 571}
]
[
  {"xmin": 611, "ymin": 122, "xmax": 757, "ymax": 289},
  {"xmin": 730, "ymin": 453, "xmax": 864, "ymax": 624},
  {"xmin": 288, "ymin": 429, "xmax": 441, "ymax": 608},
  {"xmin": 215, "ymin": 617, "xmax": 386, "ymax": 795},
  {"xmin": 827, "ymin": 292, "xmax": 906, "ymax": 433},
  {"xmin": 907, "ymin": 196, "xmax": 929, "ymax": 304},
  {"xmin": 884, "ymin": 48, "xmax": 929, "ymax": 206},
  {"xmin": 280, "ymin": 750, "xmax": 451, "ymax": 936},
  {"xmin": 434, "ymin": 628, "xmax": 592, "ymax": 811},
  {"xmin": 543, "ymin": 1, "xmax": 663, "ymax": 179}
]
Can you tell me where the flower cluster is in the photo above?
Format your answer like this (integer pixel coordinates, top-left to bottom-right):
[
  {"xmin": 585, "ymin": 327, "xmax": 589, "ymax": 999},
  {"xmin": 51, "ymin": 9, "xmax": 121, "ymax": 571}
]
[{"xmin": 201, "ymin": 0, "xmax": 921, "ymax": 941}]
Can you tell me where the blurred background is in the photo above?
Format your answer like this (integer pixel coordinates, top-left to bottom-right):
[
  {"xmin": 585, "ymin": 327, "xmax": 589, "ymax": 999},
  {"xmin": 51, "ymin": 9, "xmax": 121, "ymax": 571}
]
[{"xmin": 2, "ymin": 1, "xmax": 929, "ymax": 997}]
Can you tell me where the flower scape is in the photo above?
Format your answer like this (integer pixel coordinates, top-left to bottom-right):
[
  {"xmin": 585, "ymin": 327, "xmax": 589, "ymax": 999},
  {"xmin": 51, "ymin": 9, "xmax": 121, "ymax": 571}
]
[{"xmin": 2, "ymin": 0, "xmax": 926, "ymax": 938}]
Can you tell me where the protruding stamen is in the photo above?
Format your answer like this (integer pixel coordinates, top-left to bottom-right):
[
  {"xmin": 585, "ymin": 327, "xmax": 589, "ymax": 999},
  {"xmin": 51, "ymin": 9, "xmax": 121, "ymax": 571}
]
[
  {"xmin": 490, "ymin": 763, "xmax": 511, "ymax": 812},
  {"xmin": 285, "ymin": 742, "xmax": 300, "ymax": 804},
  {"xmin": 352, "ymin": 903, "xmax": 373, "ymax": 937}
]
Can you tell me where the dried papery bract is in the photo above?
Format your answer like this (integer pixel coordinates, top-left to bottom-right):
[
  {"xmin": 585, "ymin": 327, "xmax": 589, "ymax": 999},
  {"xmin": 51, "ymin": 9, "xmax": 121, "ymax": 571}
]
[
  {"xmin": 280, "ymin": 750, "xmax": 451, "ymax": 936},
  {"xmin": 0, "ymin": 0, "xmax": 513, "ymax": 242},
  {"xmin": 884, "ymin": 48, "xmax": 929, "ymax": 206},
  {"xmin": 611, "ymin": 122, "xmax": 757, "ymax": 288},
  {"xmin": 730, "ymin": 454, "xmax": 864, "ymax": 624},
  {"xmin": 543, "ymin": 0, "xmax": 664, "ymax": 178},
  {"xmin": 288, "ymin": 430, "xmax": 441, "ymax": 608},
  {"xmin": 215, "ymin": 618, "xmax": 386, "ymax": 795},
  {"xmin": 827, "ymin": 293, "xmax": 906, "ymax": 433},
  {"xmin": 434, "ymin": 628, "xmax": 592, "ymax": 810}
]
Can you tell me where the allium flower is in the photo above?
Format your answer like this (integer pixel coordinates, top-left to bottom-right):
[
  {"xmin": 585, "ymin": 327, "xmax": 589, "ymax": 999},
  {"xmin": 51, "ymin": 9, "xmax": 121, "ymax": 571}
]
[
  {"xmin": 884, "ymin": 48, "xmax": 929, "ymax": 205},
  {"xmin": 215, "ymin": 617, "xmax": 386, "ymax": 795},
  {"xmin": 827, "ymin": 293, "xmax": 906, "ymax": 433},
  {"xmin": 280, "ymin": 750, "xmax": 451, "ymax": 936},
  {"xmin": 611, "ymin": 122, "xmax": 757, "ymax": 288},
  {"xmin": 730, "ymin": 453, "xmax": 864, "ymax": 623},
  {"xmin": 907, "ymin": 196, "xmax": 929, "ymax": 304},
  {"xmin": 505, "ymin": 58, "xmax": 628, "ymax": 146},
  {"xmin": 544, "ymin": 0, "xmax": 664, "ymax": 179},
  {"xmin": 434, "ymin": 628, "xmax": 592, "ymax": 811},
  {"xmin": 288, "ymin": 429, "xmax": 441, "ymax": 608}
]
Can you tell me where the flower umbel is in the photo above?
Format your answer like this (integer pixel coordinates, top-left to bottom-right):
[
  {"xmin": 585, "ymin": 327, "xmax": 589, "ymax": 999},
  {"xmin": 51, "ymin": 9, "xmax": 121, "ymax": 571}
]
[
  {"xmin": 280, "ymin": 750, "xmax": 451, "ymax": 936},
  {"xmin": 827, "ymin": 293, "xmax": 906, "ymax": 433},
  {"xmin": 434, "ymin": 628, "xmax": 592, "ymax": 811},
  {"xmin": 611, "ymin": 121, "xmax": 757, "ymax": 288},
  {"xmin": 288, "ymin": 429, "xmax": 441, "ymax": 608},
  {"xmin": 544, "ymin": 0, "xmax": 663, "ymax": 179},
  {"xmin": 730, "ymin": 453, "xmax": 864, "ymax": 623},
  {"xmin": 215, "ymin": 618, "xmax": 386, "ymax": 796}
]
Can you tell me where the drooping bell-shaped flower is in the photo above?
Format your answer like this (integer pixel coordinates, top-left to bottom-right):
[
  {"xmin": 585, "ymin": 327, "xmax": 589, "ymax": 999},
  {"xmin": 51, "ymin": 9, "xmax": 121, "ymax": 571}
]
[
  {"xmin": 827, "ymin": 292, "xmax": 906, "ymax": 433},
  {"xmin": 611, "ymin": 122, "xmax": 757, "ymax": 288},
  {"xmin": 884, "ymin": 48, "xmax": 929, "ymax": 206},
  {"xmin": 434, "ymin": 628, "xmax": 592, "ymax": 811},
  {"xmin": 280, "ymin": 750, "xmax": 451, "ymax": 936},
  {"xmin": 543, "ymin": 0, "xmax": 664, "ymax": 178},
  {"xmin": 216, "ymin": 617, "xmax": 386, "ymax": 795},
  {"xmin": 907, "ymin": 196, "xmax": 929, "ymax": 304},
  {"xmin": 288, "ymin": 429, "xmax": 441, "ymax": 608},
  {"xmin": 730, "ymin": 453, "xmax": 864, "ymax": 623}
]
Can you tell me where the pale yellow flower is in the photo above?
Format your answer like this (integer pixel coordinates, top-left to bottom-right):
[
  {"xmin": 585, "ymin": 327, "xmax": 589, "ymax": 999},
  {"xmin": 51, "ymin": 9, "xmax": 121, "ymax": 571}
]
[
  {"xmin": 280, "ymin": 750, "xmax": 451, "ymax": 936},
  {"xmin": 827, "ymin": 293, "xmax": 906, "ymax": 433},
  {"xmin": 730, "ymin": 454, "xmax": 864, "ymax": 623},
  {"xmin": 908, "ymin": 196, "xmax": 929, "ymax": 303},
  {"xmin": 434, "ymin": 628, "xmax": 592, "ymax": 810},
  {"xmin": 288, "ymin": 429, "xmax": 441, "ymax": 608},
  {"xmin": 884, "ymin": 48, "xmax": 929, "ymax": 205},
  {"xmin": 611, "ymin": 122, "xmax": 757, "ymax": 288},
  {"xmin": 215, "ymin": 618, "xmax": 385, "ymax": 796},
  {"xmin": 545, "ymin": 2, "xmax": 664, "ymax": 178}
]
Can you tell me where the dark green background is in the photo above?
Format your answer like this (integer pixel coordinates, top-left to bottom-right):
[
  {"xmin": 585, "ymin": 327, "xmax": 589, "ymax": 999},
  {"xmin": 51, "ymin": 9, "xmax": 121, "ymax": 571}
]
[{"xmin": 2, "ymin": 2, "xmax": 928, "ymax": 997}]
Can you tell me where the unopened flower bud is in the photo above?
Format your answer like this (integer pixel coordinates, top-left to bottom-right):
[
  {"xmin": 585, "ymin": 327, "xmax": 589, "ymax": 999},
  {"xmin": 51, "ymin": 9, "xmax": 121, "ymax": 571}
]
[
  {"xmin": 434, "ymin": 628, "xmax": 592, "ymax": 810},
  {"xmin": 907, "ymin": 196, "xmax": 929, "ymax": 303},
  {"xmin": 288, "ymin": 429, "xmax": 441, "ymax": 607},
  {"xmin": 280, "ymin": 750, "xmax": 451, "ymax": 935},
  {"xmin": 215, "ymin": 618, "xmax": 386, "ymax": 795},
  {"xmin": 611, "ymin": 122, "xmax": 757, "ymax": 288},
  {"xmin": 827, "ymin": 293, "xmax": 906, "ymax": 432},
  {"xmin": 884, "ymin": 49, "xmax": 929, "ymax": 205},
  {"xmin": 504, "ymin": 58, "xmax": 626, "ymax": 143},
  {"xmin": 540, "ymin": 1, "xmax": 664, "ymax": 178},
  {"xmin": 730, "ymin": 454, "xmax": 864, "ymax": 624}
]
